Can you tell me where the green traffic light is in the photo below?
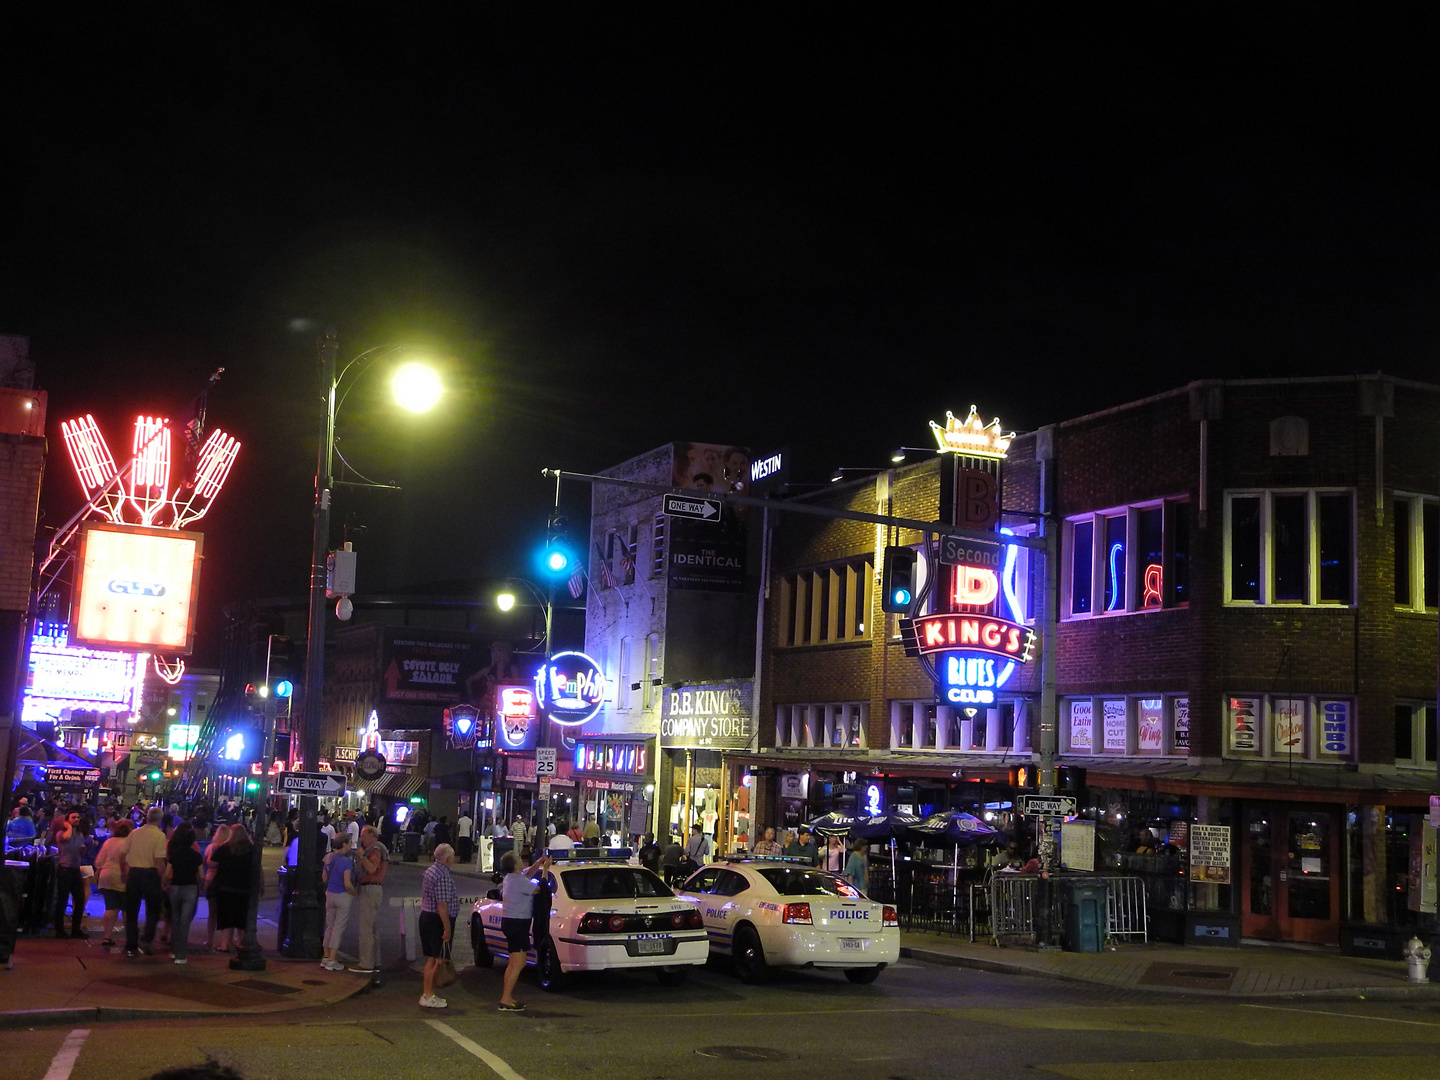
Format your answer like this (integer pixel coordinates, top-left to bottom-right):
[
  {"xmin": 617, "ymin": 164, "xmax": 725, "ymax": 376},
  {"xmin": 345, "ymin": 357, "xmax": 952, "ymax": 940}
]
[{"xmin": 408, "ymin": 795, "xmax": 426, "ymax": 805}]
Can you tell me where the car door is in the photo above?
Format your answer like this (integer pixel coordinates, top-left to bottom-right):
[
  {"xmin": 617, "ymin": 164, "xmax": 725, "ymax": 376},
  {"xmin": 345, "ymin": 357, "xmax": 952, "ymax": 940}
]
[
  {"xmin": 705, "ymin": 869, "xmax": 753, "ymax": 953},
  {"xmin": 675, "ymin": 868, "xmax": 724, "ymax": 950}
]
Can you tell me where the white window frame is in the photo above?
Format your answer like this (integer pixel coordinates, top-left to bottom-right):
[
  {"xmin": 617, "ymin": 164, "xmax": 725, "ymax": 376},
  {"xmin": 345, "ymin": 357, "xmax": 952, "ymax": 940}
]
[
  {"xmin": 1393, "ymin": 493, "xmax": 1437, "ymax": 611},
  {"xmin": 1222, "ymin": 489, "xmax": 1356, "ymax": 607},
  {"xmin": 1062, "ymin": 695, "xmax": 1190, "ymax": 757},
  {"xmin": 1221, "ymin": 693, "xmax": 1357, "ymax": 761},
  {"xmin": 1064, "ymin": 499, "xmax": 1189, "ymax": 620},
  {"xmin": 1394, "ymin": 699, "xmax": 1437, "ymax": 767}
]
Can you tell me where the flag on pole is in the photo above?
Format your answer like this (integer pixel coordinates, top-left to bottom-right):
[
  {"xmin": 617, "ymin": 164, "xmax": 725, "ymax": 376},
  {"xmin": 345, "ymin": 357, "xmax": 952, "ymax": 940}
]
[
  {"xmin": 618, "ymin": 537, "xmax": 636, "ymax": 583},
  {"xmin": 568, "ymin": 566, "xmax": 586, "ymax": 599},
  {"xmin": 593, "ymin": 542, "xmax": 617, "ymax": 588}
]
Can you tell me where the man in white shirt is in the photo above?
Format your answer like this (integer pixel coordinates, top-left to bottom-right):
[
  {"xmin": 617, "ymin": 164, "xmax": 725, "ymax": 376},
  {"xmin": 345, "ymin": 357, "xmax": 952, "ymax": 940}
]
[
  {"xmin": 547, "ymin": 830, "xmax": 575, "ymax": 852},
  {"xmin": 455, "ymin": 812, "xmax": 474, "ymax": 863}
]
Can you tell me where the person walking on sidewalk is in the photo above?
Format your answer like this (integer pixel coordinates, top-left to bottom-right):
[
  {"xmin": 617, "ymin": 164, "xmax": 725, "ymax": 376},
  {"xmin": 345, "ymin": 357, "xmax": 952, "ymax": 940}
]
[
  {"xmin": 200, "ymin": 824, "xmax": 231, "ymax": 950},
  {"xmin": 321, "ymin": 834, "xmax": 357, "ymax": 971},
  {"xmin": 349, "ymin": 825, "xmax": 388, "ymax": 975},
  {"xmin": 121, "ymin": 807, "xmax": 169, "ymax": 957},
  {"xmin": 418, "ymin": 843, "xmax": 459, "ymax": 1008},
  {"xmin": 165, "ymin": 823, "xmax": 203, "ymax": 963},
  {"xmin": 52, "ymin": 810, "xmax": 91, "ymax": 938},
  {"xmin": 94, "ymin": 819, "xmax": 131, "ymax": 948},
  {"xmin": 843, "ymin": 839, "xmax": 870, "ymax": 895}
]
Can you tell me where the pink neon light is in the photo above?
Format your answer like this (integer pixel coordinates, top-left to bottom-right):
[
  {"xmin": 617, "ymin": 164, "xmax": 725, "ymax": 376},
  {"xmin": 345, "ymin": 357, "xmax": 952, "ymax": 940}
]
[
  {"xmin": 153, "ymin": 655, "xmax": 185, "ymax": 685},
  {"xmin": 59, "ymin": 413, "xmax": 240, "ymax": 530},
  {"xmin": 61, "ymin": 415, "xmax": 117, "ymax": 495}
]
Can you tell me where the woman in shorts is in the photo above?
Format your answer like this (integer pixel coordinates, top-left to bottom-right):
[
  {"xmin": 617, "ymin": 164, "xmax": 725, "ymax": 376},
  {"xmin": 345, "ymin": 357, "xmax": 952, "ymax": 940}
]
[
  {"xmin": 498, "ymin": 849, "xmax": 551, "ymax": 1012},
  {"xmin": 92, "ymin": 819, "xmax": 132, "ymax": 948}
]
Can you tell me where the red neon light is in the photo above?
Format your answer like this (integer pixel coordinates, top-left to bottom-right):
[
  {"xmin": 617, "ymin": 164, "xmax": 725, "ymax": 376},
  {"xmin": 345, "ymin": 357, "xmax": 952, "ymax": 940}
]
[
  {"xmin": 911, "ymin": 614, "xmax": 1035, "ymax": 663},
  {"xmin": 501, "ymin": 688, "xmax": 535, "ymax": 718},
  {"xmin": 61, "ymin": 413, "xmax": 240, "ymax": 530},
  {"xmin": 951, "ymin": 566, "xmax": 999, "ymax": 607},
  {"xmin": 1143, "ymin": 563, "xmax": 1162, "ymax": 608}
]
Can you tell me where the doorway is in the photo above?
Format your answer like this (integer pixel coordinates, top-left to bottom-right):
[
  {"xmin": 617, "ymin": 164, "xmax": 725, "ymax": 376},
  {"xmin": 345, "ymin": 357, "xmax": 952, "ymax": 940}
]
[{"xmin": 1240, "ymin": 805, "xmax": 1340, "ymax": 945}]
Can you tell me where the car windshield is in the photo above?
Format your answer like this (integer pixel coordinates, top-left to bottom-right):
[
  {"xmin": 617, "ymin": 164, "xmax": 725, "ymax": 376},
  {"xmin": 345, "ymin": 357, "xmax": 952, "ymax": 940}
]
[
  {"xmin": 756, "ymin": 868, "xmax": 861, "ymax": 898},
  {"xmin": 560, "ymin": 867, "xmax": 675, "ymax": 900}
]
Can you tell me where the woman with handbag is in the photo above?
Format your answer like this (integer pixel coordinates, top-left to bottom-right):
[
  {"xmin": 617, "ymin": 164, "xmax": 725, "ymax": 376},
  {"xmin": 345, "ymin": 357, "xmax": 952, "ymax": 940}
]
[{"xmin": 418, "ymin": 844, "xmax": 459, "ymax": 1009}]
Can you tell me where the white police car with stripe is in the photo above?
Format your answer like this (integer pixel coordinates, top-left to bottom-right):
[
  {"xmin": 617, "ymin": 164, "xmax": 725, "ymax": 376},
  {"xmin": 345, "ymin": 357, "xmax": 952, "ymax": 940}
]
[
  {"xmin": 469, "ymin": 848, "xmax": 707, "ymax": 991},
  {"xmin": 675, "ymin": 856, "xmax": 899, "ymax": 984}
]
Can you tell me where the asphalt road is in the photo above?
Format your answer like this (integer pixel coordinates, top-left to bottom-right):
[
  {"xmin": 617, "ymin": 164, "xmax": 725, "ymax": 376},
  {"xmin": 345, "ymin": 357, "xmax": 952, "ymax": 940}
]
[{"xmin": 4, "ymin": 861, "xmax": 1437, "ymax": 1080}]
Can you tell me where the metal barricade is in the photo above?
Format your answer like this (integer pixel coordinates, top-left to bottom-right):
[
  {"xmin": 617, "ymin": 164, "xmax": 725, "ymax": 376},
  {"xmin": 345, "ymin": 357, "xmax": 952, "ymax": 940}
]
[
  {"xmin": 1105, "ymin": 874, "xmax": 1148, "ymax": 942},
  {"xmin": 988, "ymin": 874, "xmax": 1041, "ymax": 944}
]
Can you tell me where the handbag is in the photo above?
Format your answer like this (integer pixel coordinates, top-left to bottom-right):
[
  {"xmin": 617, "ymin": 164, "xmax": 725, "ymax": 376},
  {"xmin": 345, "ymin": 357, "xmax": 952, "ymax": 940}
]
[{"xmin": 434, "ymin": 942, "xmax": 458, "ymax": 988}]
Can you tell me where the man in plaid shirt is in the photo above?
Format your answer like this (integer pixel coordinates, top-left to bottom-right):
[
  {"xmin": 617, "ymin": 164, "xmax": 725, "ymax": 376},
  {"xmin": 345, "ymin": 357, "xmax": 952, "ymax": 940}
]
[{"xmin": 418, "ymin": 844, "xmax": 458, "ymax": 1008}]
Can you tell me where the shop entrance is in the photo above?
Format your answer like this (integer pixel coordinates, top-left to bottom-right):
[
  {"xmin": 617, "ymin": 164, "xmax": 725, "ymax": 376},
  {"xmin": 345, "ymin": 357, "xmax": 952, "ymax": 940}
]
[{"xmin": 1240, "ymin": 806, "xmax": 1340, "ymax": 945}]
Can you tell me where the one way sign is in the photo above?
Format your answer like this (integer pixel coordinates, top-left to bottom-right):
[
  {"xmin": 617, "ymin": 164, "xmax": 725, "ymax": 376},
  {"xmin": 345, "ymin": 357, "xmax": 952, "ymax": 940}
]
[
  {"xmin": 663, "ymin": 493, "xmax": 722, "ymax": 523},
  {"xmin": 279, "ymin": 771, "xmax": 347, "ymax": 797}
]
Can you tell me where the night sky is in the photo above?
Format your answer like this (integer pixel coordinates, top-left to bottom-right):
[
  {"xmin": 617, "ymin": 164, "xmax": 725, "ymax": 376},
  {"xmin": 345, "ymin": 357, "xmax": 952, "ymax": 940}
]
[{"xmin": 2, "ymin": 8, "xmax": 1434, "ymax": 663}]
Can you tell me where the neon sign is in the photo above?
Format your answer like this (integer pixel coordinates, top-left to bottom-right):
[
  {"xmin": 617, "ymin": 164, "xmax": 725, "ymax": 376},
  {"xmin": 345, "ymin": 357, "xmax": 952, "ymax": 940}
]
[
  {"xmin": 911, "ymin": 614, "xmax": 1034, "ymax": 662},
  {"xmin": 495, "ymin": 685, "xmax": 538, "ymax": 750},
  {"xmin": 60, "ymin": 413, "xmax": 240, "ymax": 530},
  {"xmin": 952, "ymin": 565, "xmax": 999, "ymax": 607},
  {"xmin": 928, "ymin": 406, "xmax": 1014, "ymax": 459},
  {"xmin": 864, "ymin": 784, "xmax": 883, "ymax": 815},
  {"xmin": 73, "ymin": 523, "xmax": 202, "ymax": 654},
  {"xmin": 1142, "ymin": 563, "xmax": 1162, "ymax": 608},
  {"xmin": 22, "ymin": 621, "xmax": 146, "ymax": 729},
  {"xmin": 534, "ymin": 651, "xmax": 607, "ymax": 728}
]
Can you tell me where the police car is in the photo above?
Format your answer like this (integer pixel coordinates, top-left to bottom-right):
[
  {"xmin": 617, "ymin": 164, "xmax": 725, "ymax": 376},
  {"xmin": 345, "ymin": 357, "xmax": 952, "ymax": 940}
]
[
  {"xmin": 676, "ymin": 856, "xmax": 899, "ymax": 984},
  {"xmin": 469, "ymin": 849, "xmax": 707, "ymax": 990}
]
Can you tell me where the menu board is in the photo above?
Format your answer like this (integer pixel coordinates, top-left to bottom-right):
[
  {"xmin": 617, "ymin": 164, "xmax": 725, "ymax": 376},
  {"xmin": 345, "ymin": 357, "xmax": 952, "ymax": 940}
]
[
  {"xmin": 1102, "ymin": 699, "xmax": 1128, "ymax": 752},
  {"xmin": 1137, "ymin": 699, "xmax": 1164, "ymax": 752},
  {"xmin": 1272, "ymin": 698, "xmax": 1305, "ymax": 754},
  {"xmin": 1227, "ymin": 697, "xmax": 1259, "ymax": 753}
]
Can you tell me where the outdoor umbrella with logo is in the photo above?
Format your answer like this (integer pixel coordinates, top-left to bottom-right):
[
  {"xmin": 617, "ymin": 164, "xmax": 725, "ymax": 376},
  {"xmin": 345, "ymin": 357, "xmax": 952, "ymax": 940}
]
[{"xmin": 908, "ymin": 810, "xmax": 1007, "ymax": 917}]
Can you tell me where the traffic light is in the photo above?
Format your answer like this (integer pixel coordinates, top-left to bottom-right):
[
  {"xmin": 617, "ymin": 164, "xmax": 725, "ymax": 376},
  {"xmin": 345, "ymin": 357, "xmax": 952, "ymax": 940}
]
[
  {"xmin": 881, "ymin": 546, "xmax": 918, "ymax": 613},
  {"xmin": 245, "ymin": 779, "xmax": 261, "ymax": 793},
  {"xmin": 536, "ymin": 513, "xmax": 578, "ymax": 580},
  {"xmin": 268, "ymin": 635, "xmax": 299, "ymax": 699}
]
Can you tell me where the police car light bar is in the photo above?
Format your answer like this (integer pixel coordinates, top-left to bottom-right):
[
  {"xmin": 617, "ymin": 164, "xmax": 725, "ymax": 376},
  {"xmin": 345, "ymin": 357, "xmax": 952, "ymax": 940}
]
[
  {"xmin": 549, "ymin": 847, "xmax": 634, "ymax": 862},
  {"xmin": 721, "ymin": 854, "xmax": 813, "ymax": 864}
]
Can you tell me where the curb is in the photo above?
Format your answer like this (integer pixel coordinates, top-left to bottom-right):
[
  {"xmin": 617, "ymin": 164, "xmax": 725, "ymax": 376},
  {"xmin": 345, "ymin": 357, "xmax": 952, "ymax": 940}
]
[{"xmin": 900, "ymin": 945, "xmax": 1440, "ymax": 1000}]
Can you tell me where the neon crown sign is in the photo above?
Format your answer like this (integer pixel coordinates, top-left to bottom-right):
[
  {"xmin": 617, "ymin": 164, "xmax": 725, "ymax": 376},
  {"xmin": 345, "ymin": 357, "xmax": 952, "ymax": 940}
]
[
  {"xmin": 929, "ymin": 406, "xmax": 1014, "ymax": 459},
  {"xmin": 61, "ymin": 413, "xmax": 240, "ymax": 530}
]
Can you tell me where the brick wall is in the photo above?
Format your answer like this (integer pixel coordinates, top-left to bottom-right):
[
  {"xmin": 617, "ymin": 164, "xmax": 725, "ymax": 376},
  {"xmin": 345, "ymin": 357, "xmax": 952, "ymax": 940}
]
[{"xmin": 0, "ymin": 438, "xmax": 45, "ymax": 611}]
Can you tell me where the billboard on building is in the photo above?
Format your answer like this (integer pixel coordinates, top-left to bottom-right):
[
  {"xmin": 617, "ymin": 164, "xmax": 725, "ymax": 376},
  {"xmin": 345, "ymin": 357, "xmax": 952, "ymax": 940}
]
[
  {"xmin": 667, "ymin": 442, "xmax": 750, "ymax": 592},
  {"xmin": 381, "ymin": 630, "xmax": 481, "ymax": 704},
  {"xmin": 72, "ymin": 523, "xmax": 202, "ymax": 655}
]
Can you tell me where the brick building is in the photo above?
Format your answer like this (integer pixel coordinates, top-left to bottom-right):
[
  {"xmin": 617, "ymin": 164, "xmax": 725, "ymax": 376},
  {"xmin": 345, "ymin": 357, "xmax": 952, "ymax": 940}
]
[{"xmin": 749, "ymin": 378, "xmax": 1437, "ymax": 950}]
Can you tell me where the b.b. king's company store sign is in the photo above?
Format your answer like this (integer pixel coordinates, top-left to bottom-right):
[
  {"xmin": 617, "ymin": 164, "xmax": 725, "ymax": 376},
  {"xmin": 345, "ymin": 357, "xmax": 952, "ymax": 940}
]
[{"xmin": 661, "ymin": 681, "xmax": 754, "ymax": 750}]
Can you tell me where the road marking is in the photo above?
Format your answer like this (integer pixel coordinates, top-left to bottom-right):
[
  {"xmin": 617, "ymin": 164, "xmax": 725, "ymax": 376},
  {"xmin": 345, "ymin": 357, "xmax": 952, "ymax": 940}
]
[
  {"xmin": 1243, "ymin": 1003, "xmax": 1440, "ymax": 1028},
  {"xmin": 42, "ymin": 1028, "xmax": 90, "ymax": 1080},
  {"xmin": 426, "ymin": 1018, "xmax": 528, "ymax": 1080}
]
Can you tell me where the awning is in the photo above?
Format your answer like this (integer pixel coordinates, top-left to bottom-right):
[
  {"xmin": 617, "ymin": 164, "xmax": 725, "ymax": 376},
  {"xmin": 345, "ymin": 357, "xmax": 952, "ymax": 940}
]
[
  {"xmin": 15, "ymin": 729, "xmax": 94, "ymax": 768},
  {"xmin": 349, "ymin": 770, "xmax": 426, "ymax": 802}
]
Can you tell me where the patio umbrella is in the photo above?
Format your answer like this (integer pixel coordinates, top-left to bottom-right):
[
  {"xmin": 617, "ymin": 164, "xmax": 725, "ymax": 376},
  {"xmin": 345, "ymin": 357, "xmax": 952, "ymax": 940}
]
[
  {"xmin": 805, "ymin": 811, "xmax": 860, "ymax": 837},
  {"xmin": 848, "ymin": 812, "xmax": 922, "ymax": 840},
  {"xmin": 909, "ymin": 810, "xmax": 1005, "ymax": 845}
]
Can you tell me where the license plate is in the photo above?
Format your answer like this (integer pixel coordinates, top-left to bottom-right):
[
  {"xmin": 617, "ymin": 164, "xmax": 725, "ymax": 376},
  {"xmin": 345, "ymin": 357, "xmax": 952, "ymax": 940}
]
[
  {"xmin": 839, "ymin": 938, "xmax": 864, "ymax": 951},
  {"xmin": 636, "ymin": 938, "xmax": 666, "ymax": 955}
]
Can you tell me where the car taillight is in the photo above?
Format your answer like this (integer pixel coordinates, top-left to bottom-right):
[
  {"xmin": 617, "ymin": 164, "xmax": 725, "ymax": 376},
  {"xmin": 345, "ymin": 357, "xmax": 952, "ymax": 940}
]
[
  {"xmin": 782, "ymin": 903, "xmax": 812, "ymax": 925},
  {"xmin": 680, "ymin": 908, "xmax": 704, "ymax": 929},
  {"xmin": 670, "ymin": 911, "xmax": 685, "ymax": 929},
  {"xmin": 882, "ymin": 905, "xmax": 899, "ymax": 927},
  {"xmin": 577, "ymin": 913, "xmax": 609, "ymax": 934},
  {"xmin": 609, "ymin": 914, "xmax": 626, "ymax": 932}
]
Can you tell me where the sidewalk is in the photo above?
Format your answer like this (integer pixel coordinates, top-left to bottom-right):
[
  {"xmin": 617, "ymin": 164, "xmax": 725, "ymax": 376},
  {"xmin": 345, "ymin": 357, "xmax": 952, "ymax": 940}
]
[
  {"xmin": 900, "ymin": 930, "xmax": 1440, "ymax": 999},
  {"xmin": 0, "ymin": 848, "xmax": 371, "ymax": 1028}
]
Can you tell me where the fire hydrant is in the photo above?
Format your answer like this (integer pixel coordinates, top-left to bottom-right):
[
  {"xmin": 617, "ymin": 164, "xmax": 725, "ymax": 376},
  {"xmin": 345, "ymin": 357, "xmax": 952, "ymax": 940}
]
[{"xmin": 1402, "ymin": 936, "xmax": 1431, "ymax": 984}]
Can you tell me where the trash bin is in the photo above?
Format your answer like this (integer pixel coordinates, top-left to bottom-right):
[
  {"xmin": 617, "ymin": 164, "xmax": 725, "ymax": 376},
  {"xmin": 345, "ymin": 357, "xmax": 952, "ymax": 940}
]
[
  {"xmin": 1064, "ymin": 879, "xmax": 1108, "ymax": 953},
  {"xmin": 403, "ymin": 832, "xmax": 422, "ymax": 862},
  {"xmin": 0, "ymin": 861, "xmax": 26, "ymax": 964}
]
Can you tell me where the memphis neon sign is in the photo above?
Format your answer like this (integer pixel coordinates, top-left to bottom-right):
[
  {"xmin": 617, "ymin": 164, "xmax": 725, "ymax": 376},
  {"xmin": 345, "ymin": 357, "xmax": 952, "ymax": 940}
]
[{"xmin": 534, "ymin": 651, "xmax": 607, "ymax": 728}]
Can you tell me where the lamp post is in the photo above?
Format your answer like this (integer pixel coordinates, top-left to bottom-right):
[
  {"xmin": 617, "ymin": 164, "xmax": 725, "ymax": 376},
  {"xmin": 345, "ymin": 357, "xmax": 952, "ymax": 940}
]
[
  {"xmin": 495, "ymin": 578, "xmax": 555, "ymax": 836},
  {"xmin": 286, "ymin": 329, "xmax": 442, "ymax": 959}
]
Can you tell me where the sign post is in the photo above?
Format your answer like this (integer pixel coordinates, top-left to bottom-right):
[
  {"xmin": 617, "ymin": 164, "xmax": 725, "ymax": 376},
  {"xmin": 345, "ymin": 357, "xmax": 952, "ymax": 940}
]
[
  {"xmin": 662, "ymin": 493, "xmax": 722, "ymax": 523},
  {"xmin": 1018, "ymin": 794, "xmax": 1077, "ymax": 818},
  {"xmin": 279, "ymin": 771, "xmax": 347, "ymax": 798}
]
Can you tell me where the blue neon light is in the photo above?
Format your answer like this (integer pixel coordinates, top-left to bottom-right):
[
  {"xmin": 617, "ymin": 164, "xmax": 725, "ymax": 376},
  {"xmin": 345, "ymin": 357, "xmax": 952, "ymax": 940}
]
[{"xmin": 1107, "ymin": 542, "xmax": 1124, "ymax": 611}]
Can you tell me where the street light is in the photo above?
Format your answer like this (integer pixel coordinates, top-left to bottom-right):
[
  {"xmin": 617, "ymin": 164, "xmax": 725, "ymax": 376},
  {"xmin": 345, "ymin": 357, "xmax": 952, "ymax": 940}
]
[{"xmin": 283, "ymin": 328, "xmax": 443, "ymax": 964}]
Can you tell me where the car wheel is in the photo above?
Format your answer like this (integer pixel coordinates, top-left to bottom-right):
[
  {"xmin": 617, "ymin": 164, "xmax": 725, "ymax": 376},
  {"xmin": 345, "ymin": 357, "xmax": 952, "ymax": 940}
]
[
  {"xmin": 656, "ymin": 965, "xmax": 690, "ymax": 987},
  {"xmin": 731, "ymin": 925, "xmax": 769, "ymax": 984},
  {"xmin": 844, "ymin": 966, "xmax": 882, "ymax": 984},
  {"xmin": 470, "ymin": 916, "xmax": 493, "ymax": 969},
  {"xmin": 536, "ymin": 938, "xmax": 566, "ymax": 992}
]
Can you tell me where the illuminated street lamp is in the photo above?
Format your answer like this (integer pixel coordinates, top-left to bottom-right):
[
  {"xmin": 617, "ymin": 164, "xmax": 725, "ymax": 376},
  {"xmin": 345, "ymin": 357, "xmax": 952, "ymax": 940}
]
[{"xmin": 284, "ymin": 329, "xmax": 443, "ymax": 963}]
